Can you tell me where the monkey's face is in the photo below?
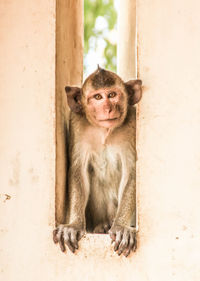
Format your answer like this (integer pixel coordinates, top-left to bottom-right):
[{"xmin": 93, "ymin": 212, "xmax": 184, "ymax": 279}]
[
  {"xmin": 65, "ymin": 68, "xmax": 142, "ymax": 128},
  {"xmin": 83, "ymin": 87, "xmax": 128, "ymax": 129}
]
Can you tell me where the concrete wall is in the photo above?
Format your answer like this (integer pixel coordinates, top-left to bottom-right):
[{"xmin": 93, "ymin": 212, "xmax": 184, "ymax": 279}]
[
  {"xmin": 137, "ymin": 0, "xmax": 200, "ymax": 280},
  {"xmin": 117, "ymin": 0, "xmax": 136, "ymax": 80},
  {"xmin": 117, "ymin": 0, "xmax": 137, "ymax": 227},
  {"xmin": 0, "ymin": 0, "xmax": 56, "ymax": 279},
  {"xmin": 56, "ymin": 0, "xmax": 83, "ymax": 224},
  {"xmin": 0, "ymin": 0, "xmax": 200, "ymax": 281}
]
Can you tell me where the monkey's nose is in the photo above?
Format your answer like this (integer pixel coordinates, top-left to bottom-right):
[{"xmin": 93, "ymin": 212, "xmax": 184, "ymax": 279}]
[
  {"xmin": 103, "ymin": 101, "xmax": 112, "ymax": 113},
  {"xmin": 104, "ymin": 106, "xmax": 112, "ymax": 114}
]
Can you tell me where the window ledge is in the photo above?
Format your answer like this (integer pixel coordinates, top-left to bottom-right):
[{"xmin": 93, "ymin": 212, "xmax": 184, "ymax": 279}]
[{"xmin": 60, "ymin": 234, "xmax": 135, "ymax": 259}]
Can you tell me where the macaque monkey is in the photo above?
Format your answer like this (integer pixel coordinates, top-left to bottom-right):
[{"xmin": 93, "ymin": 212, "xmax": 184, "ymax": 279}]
[{"xmin": 53, "ymin": 66, "xmax": 142, "ymax": 257}]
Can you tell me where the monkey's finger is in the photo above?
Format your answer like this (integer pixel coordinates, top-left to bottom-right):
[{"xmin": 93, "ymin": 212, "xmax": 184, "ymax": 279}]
[
  {"xmin": 114, "ymin": 231, "xmax": 122, "ymax": 251},
  {"xmin": 118, "ymin": 231, "xmax": 129, "ymax": 256},
  {"xmin": 64, "ymin": 238, "xmax": 75, "ymax": 253},
  {"xmin": 129, "ymin": 231, "xmax": 137, "ymax": 252},
  {"xmin": 77, "ymin": 230, "xmax": 85, "ymax": 241},
  {"xmin": 129, "ymin": 233, "xmax": 135, "ymax": 249},
  {"xmin": 63, "ymin": 230, "xmax": 75, "ymax": 253},
  {"xmin": 108, "ymin": 230, "xmax": 116, "ymax": 243},
  {"xmin": 123, "ymin": 234, "xmax": 133, "ymax": 257},
  {"xmin": 123, "ymin": 247, "xmax": 131, "ymax": 257},
  {"xmin": 123, "ymin": 232, "xmax": 136, "ymax": 257},
  {"xmin": 70, "ymin": 230, "xmax": 79, "ymax": 249},
  {"xmin": 118, "ymin": 242, "xmax": 128, "ymax": 256},
  {"xmin": 58, "ymin": 233, "xmax": 65, "ymax": 252},
  {"xmin": 110, "ymin": 234, "xmax": 116, "ymax": 244},
  {"xmin": 53, "ymin": 229, "xmax": 58, "ymax": 243},
  {"xmin": 55, "ymin": 227, "xmax": 65, "ymax": 252},
  {"xmin": 133, "ymin": 235, "xmax": 137, "ymax": 252}
]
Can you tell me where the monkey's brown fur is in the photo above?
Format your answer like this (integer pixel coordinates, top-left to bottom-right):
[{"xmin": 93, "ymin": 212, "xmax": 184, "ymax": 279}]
[{"xmin": 53, "ymin": 67, "xmax": 142, "ymax": 257}]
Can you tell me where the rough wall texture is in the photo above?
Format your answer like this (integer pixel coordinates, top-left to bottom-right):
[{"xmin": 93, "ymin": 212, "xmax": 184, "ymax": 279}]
[
  {"xmin": 137, "ymin": 0, "xmax": 200, "ymax": 280},
  {"xmin": 0, "ymin": 0, "xmax": 200, "ymax": 280},
  {"xmin": 0, "ymin": 0, "xmax": 56, "ymax": 280}
]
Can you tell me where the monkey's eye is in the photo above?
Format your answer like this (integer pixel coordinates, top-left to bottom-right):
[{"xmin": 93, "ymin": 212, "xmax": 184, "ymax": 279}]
[
  {"xmin": 108, "ymin": 92, "xmax": 117, "ymax": 98},
  {"xmin": 94, "ymin": 94, "xmax": 102, "ymax": 100}
]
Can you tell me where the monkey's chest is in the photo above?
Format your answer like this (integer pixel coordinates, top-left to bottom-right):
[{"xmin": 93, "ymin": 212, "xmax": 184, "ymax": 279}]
[
  {"xmin": 86, "ymin": 147, "xmax": 122, "ymax": 225},
  {"xmin": 89, "ymin": 146, "xmax": 122, "ymax": 188}
]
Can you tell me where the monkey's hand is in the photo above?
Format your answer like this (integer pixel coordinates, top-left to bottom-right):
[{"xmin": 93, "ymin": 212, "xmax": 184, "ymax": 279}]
[
  {"xmin": 53, "ymin": 224, "xmax": 85, "ymax": 253},
  {"xmin": 109, "ymin": 225, "xmax": 137, "ymax": 257}
]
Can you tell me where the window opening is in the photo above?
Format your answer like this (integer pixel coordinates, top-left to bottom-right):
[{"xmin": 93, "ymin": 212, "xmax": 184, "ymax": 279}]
[{"xmin": 55, "ymin": 0, "xmax": 138, "ymax": 256}]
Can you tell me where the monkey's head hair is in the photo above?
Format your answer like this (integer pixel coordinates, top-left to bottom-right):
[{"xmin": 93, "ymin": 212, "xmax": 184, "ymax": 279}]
[{"xmin": 82, "ymin": 66, "xmax": 124, "ymax": 95}]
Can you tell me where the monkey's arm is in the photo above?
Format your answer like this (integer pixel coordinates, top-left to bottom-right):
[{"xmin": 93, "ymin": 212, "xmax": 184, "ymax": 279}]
[
  {"xmin": 109, "ymin": 149, "xmax": 137, "ymax": 257},
  {"xmin": 67, "ymin": 164, "xmax": 89, "ymax": 227},
  {"xmin": 114, "ymin": 176, "xmax": 136, "ymax": 226},
  {"xmin": 53, "ymin": 145, "xmax": 90, "ymax": 253}
]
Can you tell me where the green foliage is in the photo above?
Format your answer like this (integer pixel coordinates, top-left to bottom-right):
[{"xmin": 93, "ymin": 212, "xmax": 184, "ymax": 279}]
[{"xmin": 84, "ymin": 0, "xmax": 117, "ymax": 72}]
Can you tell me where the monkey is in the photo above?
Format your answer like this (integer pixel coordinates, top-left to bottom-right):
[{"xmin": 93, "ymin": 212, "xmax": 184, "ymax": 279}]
[{"xmin": 53, "ymin": 66, "xmax": 142, "ymax": 257}]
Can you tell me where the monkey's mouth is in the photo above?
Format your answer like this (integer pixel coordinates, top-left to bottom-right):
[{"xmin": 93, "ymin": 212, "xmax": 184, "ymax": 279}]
[{"xmin": 98, "ymin": 117, "xmax": 119, "ymax": 122}]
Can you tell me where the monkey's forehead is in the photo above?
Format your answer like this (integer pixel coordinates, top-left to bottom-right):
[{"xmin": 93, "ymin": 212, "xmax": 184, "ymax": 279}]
[
  {"xmin": 83, "ymin": 82, "xmax": 125, "ymax": 93},
  {"xmin": 82, "ymin": 68, "xmax": 124, "ymax": 93}
]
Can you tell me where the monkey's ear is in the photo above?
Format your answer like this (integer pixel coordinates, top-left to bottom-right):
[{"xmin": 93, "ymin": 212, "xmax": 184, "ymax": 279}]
[
  {"xmin": 65, "ymin": 86, "xmax": 82, "ymax": 113},
  {"xmin": 125, "ymin": 79, "xmax": 142, "ymax": 105}
]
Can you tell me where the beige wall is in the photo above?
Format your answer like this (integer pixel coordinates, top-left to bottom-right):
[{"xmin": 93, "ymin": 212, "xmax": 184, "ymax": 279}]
[
  {"xmin": 0, "ymin": 0, "xmax": 56, "ymax": 279},
  {"xmin": 137, "ymin": 0, "xmax": 200, "ymax": 280},
  {"xmin": 0, "ymin": 0, "xmax": 200, "ymax": 281},
  {"xmin": 56, "ymin": 0, "xmax": 83, "ymax": 225},
  {"xmin": 117, "ymin": 0, "xmax": 136, "ymax": 80}
]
